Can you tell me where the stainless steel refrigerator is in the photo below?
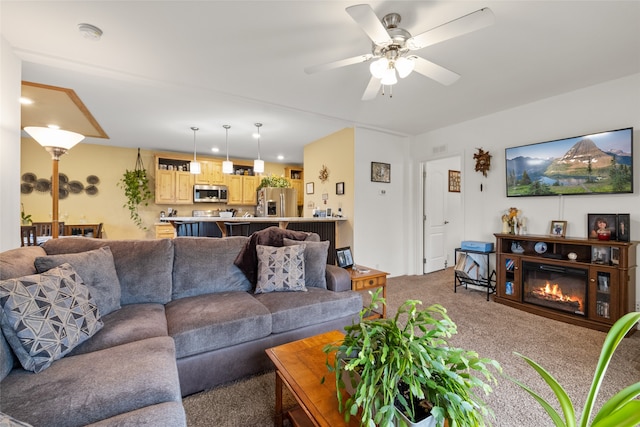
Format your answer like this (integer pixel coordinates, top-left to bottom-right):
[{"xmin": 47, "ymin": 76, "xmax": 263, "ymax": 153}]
[{"xmin": 256, "ymin": 187, "xmax": 298, "ymax": 217}]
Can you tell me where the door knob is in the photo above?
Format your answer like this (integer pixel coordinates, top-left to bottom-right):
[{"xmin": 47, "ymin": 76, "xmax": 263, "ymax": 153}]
[{"xmin": 444, "ymin": 221, "xmax": 450, "ymax": 224}]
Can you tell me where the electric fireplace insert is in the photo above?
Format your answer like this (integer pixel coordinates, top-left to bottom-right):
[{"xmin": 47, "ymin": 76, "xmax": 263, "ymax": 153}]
[{"xmin": 522, "ymin": 261, "xmax": 588, "ymax": 316}]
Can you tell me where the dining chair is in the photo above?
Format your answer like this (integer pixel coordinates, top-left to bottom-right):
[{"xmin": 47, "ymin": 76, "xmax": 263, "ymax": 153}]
[
  {"xmin": 20, "ymin": 225, "xmax": 37, "ymax": 246},
  {"xmin": 32, "ymin": 222, "xmax": 65, "ymax": 236},
  {"xmin": 176, "ymin": 222, "xmax": 200, "ymax": 237}
]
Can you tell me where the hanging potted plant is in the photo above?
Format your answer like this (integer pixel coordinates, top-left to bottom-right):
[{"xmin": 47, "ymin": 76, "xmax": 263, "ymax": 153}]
[
  {"xmin": 324, "ymin": 289, "xmax": 501, "ymax": 427},
  {"xmin": 118, "ymin": 148, "xmax": 153, "ymax": 230}
]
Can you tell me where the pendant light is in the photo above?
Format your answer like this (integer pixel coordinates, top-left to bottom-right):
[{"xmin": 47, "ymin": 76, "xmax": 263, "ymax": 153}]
[
  {"xmin": 189, "ymin": 127, "xmax": 201, "ymax": 174},
  {"xmin": 222, "ymin": 125, "xmax": 233, "ymax": 174},
  {"xmin": 253, "ymin": 122, "xmax": 264, "ymax": 174}
]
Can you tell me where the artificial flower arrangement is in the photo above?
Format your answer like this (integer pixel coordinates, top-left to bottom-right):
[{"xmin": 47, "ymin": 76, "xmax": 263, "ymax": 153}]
[{"xmin": 501, "ymin": 207, "xmax": 526, "ymax": 234}]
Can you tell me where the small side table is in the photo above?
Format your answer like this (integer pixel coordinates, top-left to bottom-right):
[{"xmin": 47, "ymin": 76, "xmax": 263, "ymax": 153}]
[
  {"xmin": 454, "ymin": 248, "xmax": 496, "ymax": 301},
  {"xmin": 350, "ymin": 266, "xmax": 388, "ymax": 318}
]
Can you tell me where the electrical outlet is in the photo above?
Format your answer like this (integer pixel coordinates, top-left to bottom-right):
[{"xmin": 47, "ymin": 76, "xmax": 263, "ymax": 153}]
[{"xmin": 636, "ymin": 301, "xmax": 640, "ymax": 312}]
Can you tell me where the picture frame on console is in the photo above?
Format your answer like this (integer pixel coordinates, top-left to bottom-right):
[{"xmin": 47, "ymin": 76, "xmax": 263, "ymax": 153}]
[
  {"xmin": 588, "ymin": 213, "xmax": 617, "ymax": 241},
  {"xmin": 616, "ymin": 213, "xmax": 630, "ymax": 242},
  {"xmin": 591, "ymin": 246, "xmax": 610, "ymax": 264},
  {"xmin": 550, "ymin": 220, "xmax": 567, "ymax": 237}
]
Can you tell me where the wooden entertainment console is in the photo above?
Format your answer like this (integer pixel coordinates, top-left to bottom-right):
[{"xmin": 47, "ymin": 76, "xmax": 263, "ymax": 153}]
[{"xmin": 494, "ymin": 233, "xmax": 637, "ymax": 332}]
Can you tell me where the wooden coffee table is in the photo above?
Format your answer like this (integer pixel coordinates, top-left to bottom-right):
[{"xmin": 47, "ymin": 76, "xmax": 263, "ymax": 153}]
[{"xmin": 266, "ymin": 330, "xmax": 359, "ymax": 427}]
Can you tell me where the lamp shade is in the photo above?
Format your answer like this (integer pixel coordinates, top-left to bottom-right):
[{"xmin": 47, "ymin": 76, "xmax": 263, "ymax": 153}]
[
  {"xmin": 253, "ymin": 159, "xmax": 264, "ymax": 173},
  {"xmin": 380, "ymin": 67, "xmax": 398, "ymax": 85},
  {"xmin": 369, "ymin": 58, "xmax": 388, "ymax": 79},
  {"xmin": 189, "ymin": 161, "xmax": 201, "ymax": 174},
  {"xmin": 24, "ymin": 126, "xmax": 84, "ymax": 150},
  {"xmin": 222, "ymin": 160, "xmax": 234, "ymax": 174}
]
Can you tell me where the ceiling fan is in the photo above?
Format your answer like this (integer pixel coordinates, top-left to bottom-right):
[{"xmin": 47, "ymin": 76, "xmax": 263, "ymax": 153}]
[{"xmin": 304, "ymin": 4, "xmax": 495, "ymax": 100}]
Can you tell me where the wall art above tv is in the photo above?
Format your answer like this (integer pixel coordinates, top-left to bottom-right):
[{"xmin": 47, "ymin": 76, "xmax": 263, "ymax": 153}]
[{"xmin": 505, "ymin": 127, "xmax": 633, "ymax": 197}]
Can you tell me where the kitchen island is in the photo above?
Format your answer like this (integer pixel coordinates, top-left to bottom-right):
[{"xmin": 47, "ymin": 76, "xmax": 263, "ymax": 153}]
[{"xmin": 161, "ymin": 216, "xmax": 347, "ymax": 264}]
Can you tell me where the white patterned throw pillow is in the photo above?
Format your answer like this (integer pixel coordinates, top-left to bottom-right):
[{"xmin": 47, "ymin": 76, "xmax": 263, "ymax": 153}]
[
  {"xmin": 255, "ymin": 244, "xmax": 306, "ymax": 294},
  {"xmin": 0, "ymin": 263, "xmax": 103, "ymax": 373}
]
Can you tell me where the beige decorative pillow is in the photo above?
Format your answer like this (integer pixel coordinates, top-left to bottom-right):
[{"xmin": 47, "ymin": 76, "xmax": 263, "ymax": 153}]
[
  {"xmin": 255, "ymin": 244, "xmax": 306, "ymax": 294},
  {"xmin": 283, "ymin": 238, "xmax": 329, "ymax": 289},
  {"xmin": 0, "ymin": 263, "xmax": 103, "ymax": 373}
]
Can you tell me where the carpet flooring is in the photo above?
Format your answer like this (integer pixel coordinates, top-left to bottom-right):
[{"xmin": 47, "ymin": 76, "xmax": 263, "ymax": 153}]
[{"xmin": 183, "ymin": 268, "xmax": 640, "ymax": 426}]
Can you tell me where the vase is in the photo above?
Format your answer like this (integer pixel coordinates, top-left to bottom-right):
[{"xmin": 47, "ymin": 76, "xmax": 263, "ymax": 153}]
[{"xmin": 397, "ymin": 409, "xmax": 437, "ymax": 427}]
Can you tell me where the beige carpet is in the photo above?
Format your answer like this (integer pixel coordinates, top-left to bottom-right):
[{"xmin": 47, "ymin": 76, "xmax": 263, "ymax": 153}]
[{"xmin": 183, "ymin": 268, "xmax": 640, "ymax": 426}]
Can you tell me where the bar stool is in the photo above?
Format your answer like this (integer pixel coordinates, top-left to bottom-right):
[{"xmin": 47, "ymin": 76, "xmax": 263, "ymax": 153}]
[
  {"xmin": 224, "ymin": 222, "xmax": 250, "ymax": 237},
  {"xmin": 176, "ymin": 222, "xmax": 200, "ymax": 237}
]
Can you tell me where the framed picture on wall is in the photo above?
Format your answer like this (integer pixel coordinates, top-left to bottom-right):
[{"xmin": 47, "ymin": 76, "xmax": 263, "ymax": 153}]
[
  {"xmin": 448, "ymin": 170, "xmax": 461, "ymax": 192},
  {"xmin": 336, "ymin": 182, "xmax": 345, "ymax": 195},
  {"xmin": 306, "ymin": 182, "xmax": 314, "ymax": 194},
  {"xmin": 371, "ymin": 162, "xmax": 390, "ymax": 183}
]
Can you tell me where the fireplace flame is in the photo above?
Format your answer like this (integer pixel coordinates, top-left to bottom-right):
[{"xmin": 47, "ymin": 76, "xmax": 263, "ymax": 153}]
[{"xmin": 533, "ymin": 281, "xmax": 584, "ymax": 312}]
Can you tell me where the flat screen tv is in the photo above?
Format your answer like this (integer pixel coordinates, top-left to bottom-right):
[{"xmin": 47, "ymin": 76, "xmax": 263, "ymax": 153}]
[{"xmin": 506, "ymin": 127, "xmax": 633, "ymax": 197}]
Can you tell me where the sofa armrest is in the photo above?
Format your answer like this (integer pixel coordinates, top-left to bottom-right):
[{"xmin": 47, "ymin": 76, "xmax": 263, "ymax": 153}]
[{"xmin": 325, "ymin": 264, "xmax": 351, "ymax": 292}]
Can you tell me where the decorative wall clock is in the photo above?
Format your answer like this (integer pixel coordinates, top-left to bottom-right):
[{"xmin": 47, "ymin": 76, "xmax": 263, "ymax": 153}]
[{"xmin": 473, "ymin": 148, "xmax": 492, "ymax": 177}]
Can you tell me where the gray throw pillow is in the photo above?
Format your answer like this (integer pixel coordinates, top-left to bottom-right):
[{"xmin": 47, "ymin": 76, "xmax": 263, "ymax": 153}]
[
  {"xmin": 35, "ymin": 247, "xmax": 121, "ymax": 316},
  {"xmin": 283, "ymin": 238, "xmax": 329, "ymax": 289},
  {"xmin": 0, "ymin": 263, "xmax": 103, "ymax": 373},
  {"xmin": 255, "ymin": 244, "xmax": 306, "ymax": 294}
]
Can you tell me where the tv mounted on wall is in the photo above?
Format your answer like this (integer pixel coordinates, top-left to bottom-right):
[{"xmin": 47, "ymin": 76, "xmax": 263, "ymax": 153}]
[{"xmin": 506, "ymin": 127, "xmax": 633, "ymax": 197}]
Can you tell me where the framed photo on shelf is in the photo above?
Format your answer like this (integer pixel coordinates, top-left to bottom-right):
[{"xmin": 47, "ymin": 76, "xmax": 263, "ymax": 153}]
[
  {"xmin": 587, "ymin": 213, "xmax": 617, "ymax": 240},
  {"xmin": 616, "ymin": 213, "xmax": 630, "ymax": 242},
  {"xmin": 610, "ymin": 247, "xmax": 620, "ymax": 265},
  {"xmin": 549, "ymin": 220, "xmax": 567, "ymax": 237},
  {"xmin": 591, "ymin": 246, "xmax": 610, "ymax": 264},
  {"xmin": 305, "ymin": 182, "xmax": 314, "ymax": 194},
  {"xmin": 448, "ymin": 170, "xmax": 461, "ymax": 192},
  {"xmin": 336, "ymin": 182, "xmax": 345, "ymax": 195},
  {"xmin": 371, "ymin": 162, "xmax": 391, "ymax": 183}
]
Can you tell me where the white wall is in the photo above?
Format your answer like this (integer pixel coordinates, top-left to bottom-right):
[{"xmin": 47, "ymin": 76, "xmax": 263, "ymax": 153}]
[
  {"xmin": 410, "ymin": 73, "xmax": 640, "ymax": 295},
  {"xmin": 0, "ymin": 36, "xmax": 22, "ymax": 250},
  {"xmin": 353, "ymin": 127, "xmax": 410, "ymax": 277}
]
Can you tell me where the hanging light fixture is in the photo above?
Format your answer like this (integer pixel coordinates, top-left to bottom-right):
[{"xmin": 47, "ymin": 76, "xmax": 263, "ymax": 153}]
[
  {"xmin": 189, "ymin": 127, "xmax": 201, "ymax": 174},
  {"xmin": 369, "ymin": 48, "xmax": 415, "ymax": 86},
  {"xmin": 222, "ymin": 125, "xmax": 233, "ymax": 174},
  {"xmin": 253, "ymin": 123, "xmax": 264, "ymax": 174},
  {"xmin": 23, "ymin": 126, "xmax": 85, "ymax": 239}
]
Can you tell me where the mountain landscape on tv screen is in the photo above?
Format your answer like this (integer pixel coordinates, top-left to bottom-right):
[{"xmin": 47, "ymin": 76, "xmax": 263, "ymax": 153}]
[{"xmin": 507, "ymin": 137, "xmax": 632, "ymax": 196}]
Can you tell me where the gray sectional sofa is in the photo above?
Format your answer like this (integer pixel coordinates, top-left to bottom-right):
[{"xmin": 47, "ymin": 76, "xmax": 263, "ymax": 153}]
[{"xmin": 0, "ymin": 231, "xmax": 362, "ymax": 426}]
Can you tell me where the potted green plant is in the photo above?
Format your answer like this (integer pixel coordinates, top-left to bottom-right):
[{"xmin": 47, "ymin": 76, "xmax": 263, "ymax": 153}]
[
  {"xmin": 118, "ymin": 149, "xmax": 153, "ymax": 230},
  {"xmin": 257, "ymin": 174, "xmax": 290, "ymax": 190},
  {"xmin": 20, "ymin": 203, "xmax": 32, "ymax": 225},
  {"xmin": 324, "ymin": 289, "xmax": 501, "ymax": 427},
  {"xmin": 511, "ymin": 311, "xmax": 640, "ymax": 427}
]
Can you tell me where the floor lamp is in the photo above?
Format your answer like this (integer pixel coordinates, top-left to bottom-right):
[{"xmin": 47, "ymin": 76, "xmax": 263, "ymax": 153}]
[{"xmin": 23, "ymin": 127, "xmax": 84, "ymax": 238}]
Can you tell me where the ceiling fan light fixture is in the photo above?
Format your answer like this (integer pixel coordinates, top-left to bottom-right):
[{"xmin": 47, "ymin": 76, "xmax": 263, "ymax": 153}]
[
  {"xmin": 369, "ymin": 57, "xmax": 388, "ymax": 79},
  {"xmin": 222, "ymin": 125, "xmax": 233, "ymax": 174},
  {"xmin": 395, "ymin": 56, "xmax": 414, "ymax": 78},
  {"xmin": 380, "ymin": 67, "xmax": 398, "ymax": 86}
]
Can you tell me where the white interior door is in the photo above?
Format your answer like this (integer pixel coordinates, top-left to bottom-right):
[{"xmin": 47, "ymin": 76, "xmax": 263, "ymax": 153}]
[{"xmin": 423, "ymin": 156, "xmax": 462, "ymax": 274}]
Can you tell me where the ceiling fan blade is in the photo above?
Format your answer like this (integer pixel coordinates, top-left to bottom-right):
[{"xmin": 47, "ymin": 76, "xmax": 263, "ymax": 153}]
[
  {"xmin": 346, "ymin": 4, "xmax": 392, "ymax": 47},
  {"xmin": 362, "ymin": 76, "xmax": 381, "ymax": 101},
  {"xmin": 412, "ymin": 56, "xmax": 460, "ymax": 86},
  {"xmin": 305, "ymin": 54, "xmax": 373, "ymax": 74},
  {"xmin": 407, "ymin": 7, "xmax": 495, "ymax": 50}
]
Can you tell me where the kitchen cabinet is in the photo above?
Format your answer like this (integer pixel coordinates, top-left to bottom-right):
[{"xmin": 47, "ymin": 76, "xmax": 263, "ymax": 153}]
[
  {"xmin": 155, "ymin": 156, "xmax": 195, "ymax": 204},
  {"xmin": 226, "ymin": 175, "xmax": 258, "ymax": 205},
  {"xmin": 284, "ymin": 167, "xmax": 304, "ymax": 205},
  {"xmin": 195, "ymin": 160, "xmax": 224, "ymax": 185}
]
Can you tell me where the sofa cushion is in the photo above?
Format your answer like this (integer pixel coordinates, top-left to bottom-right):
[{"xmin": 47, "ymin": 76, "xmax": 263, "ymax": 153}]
[
  {"xmin": 0, "ymin": 263, "xmax": 103, "ymax": 373},
  {"xmin": 255, "ymin": 244, "xmax": 307, "ymax": 294},
  {"xmin": 34, "ymin": 247, "xmax": 121, "ymax": 316},
  {"xmin": 172, "ymin": 237, "xmax": 252, "ymax": 300},
  {"xmin": 84, "ymin": 402, "xmax": 186, "ymax": 427},
  {"xmin": 234, "ymin": 226, "xmax": 318, "ymax": 285},
  {"xmin": 43, "ymin": 238, "xmax": 174, "ymax": 305},
  {"xmin": 166, "ymin": 292, "xmax": 272, "ymax": 358},
  {"xmin": 0, "ymin": 246, "xmax": 46, "ymax": 280},
  {"xmin": 69, "ymin": 303, "xmax": 168, "ymax": 356},
  {"xmin": 0, "ymin": 336, "xmax": 181, "ymax": 427},
  {"xmin": 254, "ymin": 287, "xmax": 363, "ymax": 333},
  {"xmin": 283, "ymin": 238, "xmax": 329, "ymax": 289}
]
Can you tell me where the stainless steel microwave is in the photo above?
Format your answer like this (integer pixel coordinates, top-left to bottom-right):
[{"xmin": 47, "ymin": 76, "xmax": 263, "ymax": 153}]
[{"xmin": 193, "ymin": 185, "xmax": 228, "ymax": 203}]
